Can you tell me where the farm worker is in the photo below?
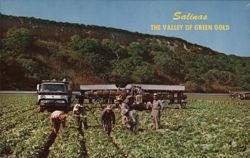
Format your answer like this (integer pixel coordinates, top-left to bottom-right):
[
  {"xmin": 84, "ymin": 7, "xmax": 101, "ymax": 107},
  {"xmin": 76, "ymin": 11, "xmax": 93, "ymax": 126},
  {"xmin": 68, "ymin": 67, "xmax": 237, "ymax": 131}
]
[
  {"xmin": 124, "ymin": 95, "xmax": 134, "ymax": 106},
  {"xmin": 122, "ymin": 109, "xmax": 139, "ymax": 133},
  {"xmin": 128, "ymin": 110, "xmax": 139, "ymax": 133},
  {"xmin": 151, "ymin": 93, "xmax": 163, "ymax": 130},
  {"xmin": 50, "ymin": 110, "xmax": 67, "ymax": 134},
  {"xmin": 100, "ymin": 105, "xmax": 116, "ymax": 130},
  {"xmin": 119, "ymin": 96, "xmax": 131, "ymax": 125},
  {"xmin": 73, "ymin": 104, "xmax": 88, "ymax": 130},
  {"xmin": 121, "ymin": 109, "xmax": 130, "ymax": 127},
  {"xmin": 62, "ymin": 76, "xmax": 68, "ymax": 82},
  {"xmin": 115, "ymin": 95, "xmax": 130, "ymax": 125},
  {"xmin": 114, "ymin": 95, "xmax": 123, "ymax": 106}
]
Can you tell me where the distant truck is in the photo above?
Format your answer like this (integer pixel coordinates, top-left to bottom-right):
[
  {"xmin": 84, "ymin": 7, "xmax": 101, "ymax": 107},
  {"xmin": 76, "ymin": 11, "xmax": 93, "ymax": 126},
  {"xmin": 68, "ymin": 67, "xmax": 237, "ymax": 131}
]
[
  {"xmin": 36, "ymin": 80, "xmax": 72, "ymax": 112},
  {"xmin": 80, "ymin": 84, "xmax": 122, "ymax": 104},
  {"xmin": 124, "ymin": 84, "xmax": 188, "ymax": 109},
  {"xmin": 229, "ymin": 91, "xmax": 250, "ymax": 100},
  {"xmin": 79, "ymin": 84, "xmax": 187, "ymax": 109}
]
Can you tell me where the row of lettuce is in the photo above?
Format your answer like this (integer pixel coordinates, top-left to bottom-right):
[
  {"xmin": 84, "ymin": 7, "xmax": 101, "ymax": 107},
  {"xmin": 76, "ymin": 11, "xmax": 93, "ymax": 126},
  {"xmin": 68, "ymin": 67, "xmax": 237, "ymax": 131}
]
[{"xmin": 0, "ymin": 96, "xmax": 124, "ymax": 157}]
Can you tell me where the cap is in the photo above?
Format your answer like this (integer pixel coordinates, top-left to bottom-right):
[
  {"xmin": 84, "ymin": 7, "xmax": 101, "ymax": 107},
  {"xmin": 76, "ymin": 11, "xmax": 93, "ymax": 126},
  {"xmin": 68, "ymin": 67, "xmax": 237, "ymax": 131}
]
[{"xmin": 153, "ymin": 93, "xmax": 158, "ymax": 96}]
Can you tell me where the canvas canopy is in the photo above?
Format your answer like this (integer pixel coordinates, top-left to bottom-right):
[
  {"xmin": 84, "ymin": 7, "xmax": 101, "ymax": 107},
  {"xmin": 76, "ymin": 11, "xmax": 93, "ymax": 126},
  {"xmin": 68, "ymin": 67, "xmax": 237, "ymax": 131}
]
[
  {"xmin": 80, "ymin": 84, "xmax": 118, "ymax": 91},
  {"xmin": 125, "ymin": 84, "xmax": 185, "ymax": 91}
]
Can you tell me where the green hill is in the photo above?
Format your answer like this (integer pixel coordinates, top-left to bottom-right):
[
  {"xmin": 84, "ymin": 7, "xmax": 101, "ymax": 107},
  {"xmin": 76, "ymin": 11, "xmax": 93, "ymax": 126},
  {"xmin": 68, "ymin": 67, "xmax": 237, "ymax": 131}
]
[{"xmin": 0, "ymin": 13, "xmax": 249, "ymax": 92}]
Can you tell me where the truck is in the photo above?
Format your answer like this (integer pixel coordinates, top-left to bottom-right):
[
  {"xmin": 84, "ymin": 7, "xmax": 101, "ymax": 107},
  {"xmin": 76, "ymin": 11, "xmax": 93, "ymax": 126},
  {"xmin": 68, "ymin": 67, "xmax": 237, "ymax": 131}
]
[
  {"xmin": 36, "ymin": 80, "xmax": 72, "ymax": 112},
  {"xmin": 229, "ymin": 91, "xmax": 250, "ymax": 100},
  {"xmin": 124, "ymin": 84, "xmax": 187, "ymax": 110},
  {"xmin": 80, "ymin": 84, "xmax": 123, "ymax": 104},
  {"xmin": 79, "ymin": 84, "xmax": 187, "ymax": 109}
]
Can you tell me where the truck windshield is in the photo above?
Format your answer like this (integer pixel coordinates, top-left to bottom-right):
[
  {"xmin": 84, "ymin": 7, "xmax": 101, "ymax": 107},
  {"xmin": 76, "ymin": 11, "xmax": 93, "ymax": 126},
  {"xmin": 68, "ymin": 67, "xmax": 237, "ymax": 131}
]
[{"xmin": 41, "ymin": 84, "xmax": 66, "ymax": 92}]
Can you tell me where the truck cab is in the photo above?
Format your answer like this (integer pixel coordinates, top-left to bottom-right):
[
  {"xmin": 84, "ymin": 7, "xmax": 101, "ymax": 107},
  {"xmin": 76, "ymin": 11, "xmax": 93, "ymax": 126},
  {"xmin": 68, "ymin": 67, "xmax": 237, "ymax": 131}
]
[{"xmin": 36, "ymin": 80, "xmax": 72, "ymax": 112}]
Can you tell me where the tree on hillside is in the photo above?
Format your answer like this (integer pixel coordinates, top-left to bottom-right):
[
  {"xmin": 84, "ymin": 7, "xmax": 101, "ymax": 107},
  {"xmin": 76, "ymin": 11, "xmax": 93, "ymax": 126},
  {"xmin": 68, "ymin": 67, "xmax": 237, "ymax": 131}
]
[
  {"xmin": 3, "ymin": 28, "xmax": 34, "ymax": 54},
  {"xmin": 16, "ymin": 56, "xmax": 50, "ymax": 80},
  {"xmin": 203, "ymin": 69, "xmax": 234, "ymax": 85},
  {"xmin": 185, "ymin": 81, "xmax": 202, "ymax": 92},
  {"xmin": 70, "ymin": 36, "xmax": 102, "ymax": 54},
  {"xmin": 83, "ymin": 52, "xmax": 107, "ymax": 74},
  {"xmin": 149, "ymin": 42, "xmax": 169, "ymax": 52},
  {"xmin": 79, "ymin": 38, "xmax": 101, "ymax": 54},
  {"xmin": 101, "ymin": 39, "xmax": 127, "ymax": 60},
  {"xmin": 69, "ymin": 36, "xmax": 109, "ymax": 74},
  {"xmin": 111, "ymin": 56, "xmax": 144, "ymax": 85},
  {"xmin": 132, "ymin": 63, "xmax": 155, "ymax": 83},
  {"xmin": 128, "ymin": 42, "xmax": 147, "ymax": 56},
  {"xmin": 151, "ymin": 51, "xmax": 181, "ymax": 73},
  {"xmin": 111, "ymin": 61, "xmax": 132, "ymax": 85},
  {"xmin": 70, "ymin": 34, "xmax": 81, "ymax": 50}
]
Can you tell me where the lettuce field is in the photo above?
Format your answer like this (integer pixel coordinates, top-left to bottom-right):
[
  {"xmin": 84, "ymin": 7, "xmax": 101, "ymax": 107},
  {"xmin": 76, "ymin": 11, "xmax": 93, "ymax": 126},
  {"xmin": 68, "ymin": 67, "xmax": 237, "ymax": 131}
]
[{"xmin": 0, "ymin": 95, "xmax": 249, "ymax": 157}]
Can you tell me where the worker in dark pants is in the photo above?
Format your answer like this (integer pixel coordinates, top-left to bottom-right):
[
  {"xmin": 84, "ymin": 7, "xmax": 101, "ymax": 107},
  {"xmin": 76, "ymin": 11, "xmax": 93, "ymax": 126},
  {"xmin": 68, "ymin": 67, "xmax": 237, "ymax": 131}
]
[
  {"xmin": 73, "ymin": 104, "xmax": 88, "ymax": 130},
  {"xmin": 122, "ymin": 109, "xmax": 139, "ymax": 133},
  {"xmin": 100, "ymin": 105, "xmax": 115, "ymax": 136},
  {"xmin": 50, "ymin": 110, "xmax": 67, "ymax": 134}
]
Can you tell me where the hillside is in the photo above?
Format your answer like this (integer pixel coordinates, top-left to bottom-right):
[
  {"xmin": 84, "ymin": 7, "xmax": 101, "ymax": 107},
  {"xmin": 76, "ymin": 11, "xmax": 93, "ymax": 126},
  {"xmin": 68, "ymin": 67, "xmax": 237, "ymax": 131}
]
[{"xmin": 0, "ymin": 13, "xmax": 249, "ymax": 92}]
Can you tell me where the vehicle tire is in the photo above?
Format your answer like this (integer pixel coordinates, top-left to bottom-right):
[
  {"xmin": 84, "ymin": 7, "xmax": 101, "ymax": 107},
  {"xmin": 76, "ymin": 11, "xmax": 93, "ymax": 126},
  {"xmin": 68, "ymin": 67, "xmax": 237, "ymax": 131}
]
[
  {"xmin": 47, "ymin": 107, "xmax": 54, "ymax": 113},
  {"xmin": 181, "ymin": 103, "xmax": 187, "ymax": 109},
  {"xmin": 65, "ymin": 106, "xmax": 71, "ymax": 113},
  {"xmin": 39, "ymin": 106, "xmax": 45, "ymax": 112}
]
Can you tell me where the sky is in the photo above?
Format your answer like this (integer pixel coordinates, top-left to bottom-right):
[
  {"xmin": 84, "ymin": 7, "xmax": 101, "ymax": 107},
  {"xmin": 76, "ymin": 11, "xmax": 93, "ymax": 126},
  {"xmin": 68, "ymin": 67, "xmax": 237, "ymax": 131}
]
[{"xmin": 0, "ymin": 0, "xmax": 250, "ymax": 57}]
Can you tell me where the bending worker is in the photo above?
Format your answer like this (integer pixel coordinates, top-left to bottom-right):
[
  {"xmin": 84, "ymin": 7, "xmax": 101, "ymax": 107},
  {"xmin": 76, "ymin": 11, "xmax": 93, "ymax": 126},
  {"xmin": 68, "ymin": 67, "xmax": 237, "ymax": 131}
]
[
  {"xmin": 73, "ymin": 104, "xmax": 88, "ymax": 130},
  {"xmin": 100, "ymin": 105, "xmax": 116, "ymax": 136},
  {"xmin": 50, "ymin": 110, "xmax": 67, "ymax": 134}
]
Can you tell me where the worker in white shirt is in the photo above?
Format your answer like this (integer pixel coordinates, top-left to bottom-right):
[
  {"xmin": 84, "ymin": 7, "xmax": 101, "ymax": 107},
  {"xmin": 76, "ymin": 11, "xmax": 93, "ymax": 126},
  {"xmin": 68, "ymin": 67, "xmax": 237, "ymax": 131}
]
[{"xmin": 50, "ymin": 110, "xmax": 67, "ymax": 134}]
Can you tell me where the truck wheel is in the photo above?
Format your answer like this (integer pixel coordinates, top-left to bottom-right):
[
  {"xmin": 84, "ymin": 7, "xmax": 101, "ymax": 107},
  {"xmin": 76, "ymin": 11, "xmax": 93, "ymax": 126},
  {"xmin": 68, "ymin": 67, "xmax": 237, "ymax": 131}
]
[
  {"xmin": 181, "ymin": 103, "xmax": 187, "ymax": 109},
  {"xmin": 66, "ymin": 107, "xmax": 71, "ymax": 113},
  {"xmin": 39, "ymin": 106, "xmax": 45, "ymax": 112},
  {"xmin": 47, "ymin": 107, "xmax": 54, "ymax": 113}
]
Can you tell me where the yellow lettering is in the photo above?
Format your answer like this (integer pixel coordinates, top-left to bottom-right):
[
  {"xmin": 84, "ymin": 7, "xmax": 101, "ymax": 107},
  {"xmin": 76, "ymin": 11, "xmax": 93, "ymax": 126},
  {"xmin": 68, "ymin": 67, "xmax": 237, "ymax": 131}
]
[{"xmin": 173, "ymin": 11, "xmax": 181, "ymax": 20}]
